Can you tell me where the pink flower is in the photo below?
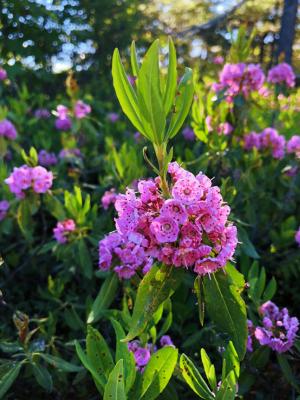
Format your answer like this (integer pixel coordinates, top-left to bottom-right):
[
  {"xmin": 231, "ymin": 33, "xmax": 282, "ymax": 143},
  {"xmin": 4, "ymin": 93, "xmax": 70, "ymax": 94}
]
[
  {"xmin": 267, "ymin": 63, "xmax": 295, "ymax": 88},
  {"xmin": 214, "ymin": 63, "xmax": 265, "ymax": 99},
  {"xmin": 287, "ymin": 135, "xmax": 300, "ymax": 158},
  {"xmin": 53, "ymin": 219, "xmax": 76, "ymax": 244},
  {"xmin": 217, "ymin": 122, "xmax": 233, "ymax": 136},
  {"xmin": 74, "ymin": 100, "xmax": 91, "ymax": 119},
  {"xmin": 295, "ymin": 227, "xmax": 300, "ymax": 246},
  {"xmin": 254, "ymin": 301, "xmax": 299, "ymax": 353},
  {"xmin": 205, "ymin": 116, "xmax": 213, "ymax": 132},
  {"xmin": 0, "ymin": 119, "xmax": 17, "ymax": 140},
  {"xmin": 55, "ymin": 105, "xmax": 71, "ymax": 130},
  {"xmin": 182, "ymin": 126, "xmax": 195, "ymax": 141},
  {"xmin": 101, "ymin": 188, "xmax": 118, "ymax": 210},
  {"xmin": 5, "ymin": 165, "xmax": 53, "ymax": 198},
  {"xmin": 0, "ymin": 67, "xmax": 7, "ymax": 80},
  {"xmin": 38, "ymin": 150, "xmax": 57, "ymax": 167},
  {"xmin": 107, "ymin": 112, "xmax": 119, "ymax": 123},
  {"xmin": 213, "ymin": 56, "xmax": 224, "ymax": 65},
  {"xmin": 160, "ymin": 199, "xmax": 188, "ymax": 224},
  {"xmin": 150, "ymin": 216, "xmax": 179, "ymax": 243},
  {"xmin": 172, "ymin": 176, "xmax": 203, "ymax": 205},
  {"xmin": 0, "ymin": 200, "xmax": 10, "ymax": 221},
  {"xmin": 160, "ymin": 335, "xmax": 174, "ymax": 347}
]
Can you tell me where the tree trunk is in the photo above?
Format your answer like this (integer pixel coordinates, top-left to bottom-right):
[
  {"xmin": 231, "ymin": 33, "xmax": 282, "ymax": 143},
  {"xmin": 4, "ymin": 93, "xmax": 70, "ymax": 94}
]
[{"xmin": 276, "ymin": 0, "xmax": 298, "ymax": 64}]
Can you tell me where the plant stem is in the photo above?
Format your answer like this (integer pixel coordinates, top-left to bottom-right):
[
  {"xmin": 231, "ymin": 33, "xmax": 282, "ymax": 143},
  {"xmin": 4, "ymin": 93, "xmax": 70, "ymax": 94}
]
[{"xmin": 153, "ymin": 143, "xmax": 170, "ymax": 197}]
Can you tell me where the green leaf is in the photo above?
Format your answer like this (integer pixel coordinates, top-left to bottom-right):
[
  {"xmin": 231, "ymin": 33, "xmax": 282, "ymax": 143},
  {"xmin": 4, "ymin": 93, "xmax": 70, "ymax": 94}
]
[
  {"xmin": 194, "ymin": 276, "xmax": 205, "ymax": 326},
  {"xmin": 38, "ymin": 353, "xmax": 83, "ymax": 373},
  {"xmin": 136, "ymin": 40, "xmax": 166, "ymax": 144},
  {"xmin": 203, "ymin": 266, "xmax": 247, "ymax": 360},
  {"xmin": 166, "ymin": 67, "xmax": 194, "ymax": 140},
  {"xmin": 17, "ymin": 199, "xmax": 33, "ymax": 240},
  {"xmin": 87, "ymin": 273, "xmax": 119, "ymax": 323},
  {"xmin": 138, "ymin": 347, "xmax": 178, "ymax": 400},
  {"xmin": 216, "ymin": 370, "xmax": 237, "ymax": 400},
  {"xmin": 238, "ymin": 226, "xmax": 259, "ymax": 259},
  {"xmin": 0, "ymin": 362, "xmax": 22, "ymax": 399},
  {"xmin": 221, "ymin": 341, "xmax": 240, "ymax": 381},
  {"xmin": 123, "ymin": 264, "xmax": 183, "ymax": 342},
  {"xmin": 110, "ymin": 318, "xmax": 136, "ymax": 393},
  {"xmin": 180, "ymin": 354, "xmax": 215, "ymax": 399},
  {"xmin": 75, "ymin": 340, "xmax": 105, "ymax": 390},
  {"xmin": 31, "ymin": 362, "xmax": 53, "ymax": 392},
  {"xmin": 86, "ymin": 325, "xmax": 114, "ymax": 381},
  {"xmin": 104, "ymin": 359, "xmax": 126, "ymax": 400},
  {"xmin": 262, "ymin": 277, "xmax": 277, "ymax": 302},
  {"xmin": 162, "ymin": 37, "xmax": 177, "ymax": 115},
  {"xmin": 112, "ymin": 48, "xmax": 148, "ymax": 138},
  {"xmin": 78, "ymin": 239, "xmax": 93, "ymax": 279},
  {"xmin": 277, "ymin": 354, "xmax": 300, "ymax": 392},
  {"xmin": 130, "ymin": 41, "xmax": 139, "ymax": 77},
  {"xmin": 200, "ymin": 349, "xmax": 217, "ymax": 391}
]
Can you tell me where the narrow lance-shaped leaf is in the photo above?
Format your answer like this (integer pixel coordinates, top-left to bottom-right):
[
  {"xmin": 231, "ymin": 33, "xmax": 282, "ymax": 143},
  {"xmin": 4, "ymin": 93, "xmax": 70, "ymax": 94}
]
[
  {"xmin": 112, "ymin": 48, "xmax": 148, "ymax": 138},
  {"xmin": 103, "ymin": 359, "xmax": 126, "ymax": 400},
  {"xmin": 162, "ymin": 37, "xmax": 177, "ymax": 116},
  {"xmin": 110, "ymin": 318, "xmax": 136, "ymax": 393},
  {"xmin": 137, "ymin": 40, "xmax": 166, "ymax": 144},
  {"xmin": 180, "ymin": 354, "xmax": 215, "ymax": 400},
  {"xmin": 130, "ymin": 41, "xmax": 140, "ymax": 77},
  {"xmin": 0, "ymin": 362, "xmax": 22, "ymax": 399},
  {"xmin": 166, "ymin": 67, "xmax": 194, "ymax": 140},
  {"xmin": 87, "ymin": 273, "xmax": 119, "ymax": 323}
]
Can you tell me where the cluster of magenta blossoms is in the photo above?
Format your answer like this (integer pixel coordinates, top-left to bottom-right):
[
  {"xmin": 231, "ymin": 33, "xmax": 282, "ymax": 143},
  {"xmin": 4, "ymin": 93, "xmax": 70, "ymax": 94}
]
[
  {"xmin": 248, "ymin": 301, "xmax": 299, "ymax": 353},
  {"xmin": 99, "ymin": 162, "xmax": 238, "ymax": 279},
  {"xmin": 53, "ymin": 219, "xmax": 76, "ymax": 244},
  {"xmin": 101, "ymin": 188, "xmax": 118, "ymax": 210},
  {"xmin": 212, "ymin": 63, "xmax": 265, "ymax": 102},
  {"xmin": 0, "ymin": 67, "xmax": 7, "ymax": 81},
  {"xmin": 244, "ymin": 128, "xmax": 286, "ymax": 159},
  {"xmin": 5, "ymin": 165, "xmax": 53, "ymax": 199},
  {"xmin": 295, "ymin": 227, "xmax": 300, "ymax": 247},
  {"xmin": 55, "ymin": 100, "xmax": 91, "ymax": 131},
  {"xmin": 128, "ymin": 335, "xmax": 174, "ymax": 372},
  {"xmin": 267, "ymin": 63, "xmax": 295, "ymax": 88},
  {"xmin": 0, "ymin": 119, "xmax": 17, "ymax": 140},
  {"xmin": 0, "ymin": 200, "xmax": 10, "ymax": 221},
  {"xmin": 38, "ymin": 150, "xmax": 58, "ymax": 167},
  {"xmin": 287, "ymin": 135, "xmax": 300, "ymax": 159}
]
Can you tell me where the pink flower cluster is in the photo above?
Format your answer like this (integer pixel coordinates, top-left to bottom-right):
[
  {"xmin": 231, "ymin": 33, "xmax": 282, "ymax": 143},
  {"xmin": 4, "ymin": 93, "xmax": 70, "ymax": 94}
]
[
  {"xmin": 55, "ymin": 101, "xmax": 91, "ymax": 130},
  {"xmin": 38, "ymin": 150, "xmax": 58, "ymax": 167},
  {"xmin": 213, "ymin": 63, "xmax": 265, "ymax": 101},
  {"xmin": 5, "ymin": 165, "xmax": 53, "ymax": 199},
  {"xmin": 267, "ymin": 63, "xmax": 295, "ymax": 88},
  {"xmin": 0, "ymin": 200, "xmax": 10, "ymax": 221},
  {"xmin": 244, "ymin": 128, "xmax": 286, "ymax": 159},
  {"xmin": 182, "ymin": 126, "xmax": 195, "ymax": 141},
  {"xmin": 0, "ymin": 67, "xmax": 7, "ymax": 81},
  {"xmin": 53, "ymin": 219, "xmax": 76, "ymax": 244},
  {"xmin": 34, "ymin": 108, "xmax": 51, "ymax": 119},
  {"xmin": 99, "ymin": 162, "xmax": 238, "ymax": 279},
  {"xmin": 128, "ymin": 335, "xmax": 174, "ymax": 372},
  {"xmin": 101, "ymin": 188, "xmax": 118, "ymax": 210},
  {"xmin": 248, "ymin": 301, "xmax": 299, "ymax": 353},
  {"xmin": 295, "ymin": 227, "xmax": 300, "ymax": 247},
  {"xmin": 217, "ymin": 122, "xmax": 233, "ymax": 136},
  {"xmin": 287, "ymin": 135, "xmax": 300, "ymax": 158},
  {"xmin": 0, "ymin": 119, "xmax": 17, "ymax": 140}
]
